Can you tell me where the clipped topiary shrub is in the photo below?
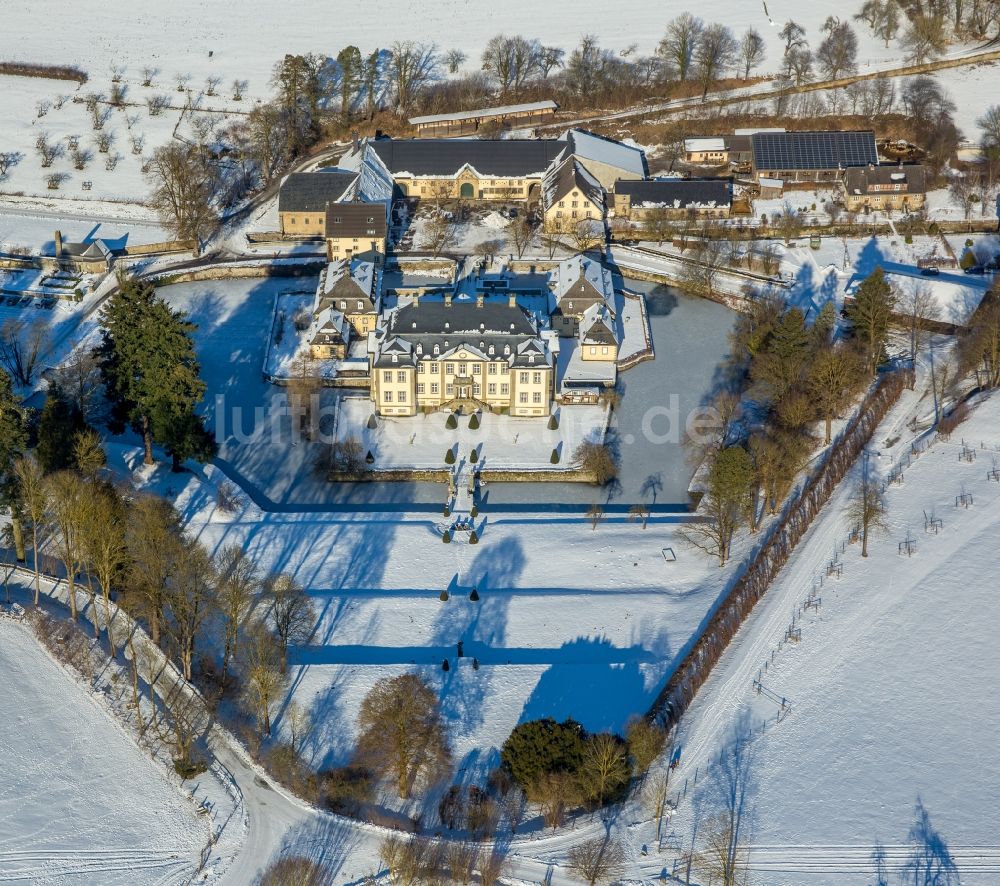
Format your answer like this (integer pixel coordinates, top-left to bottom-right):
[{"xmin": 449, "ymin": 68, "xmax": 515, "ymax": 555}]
[
  {"xmin": 469, "ymin": 448, "xmax": 478, "ymax": 463},
  {"xmin": 440, "ymin": 589, "xmax": 449, "ymax": 601},
  {"xmin": 446, "ymin": 413, "xmax": 458, "ymax": 430},
  {"xmin": 547, "ymin": 414, "xmax": 559, "ymax": 430},
  {"xmin": 443, "ymin": 504, "xmax": 451, "ymax": 517},
  {"xmin": 469, "ymin": 530, "xmax": 479, "ymax": 544},
  {"xmin": 442, "ymin": 658, "xmax": 450, "ymax": 671},
  {"xmin": 469, "ymin": 413, "xmax": 480, "ymax": 430},
  {"xmin": 445, "ymin": 448, "xmax": 456, "ymax": 464},
  {"xmin": 367, "ymin": 414, "xmax": 377, "ymax": 430},
  {"xmin": 472, "ymin": 657, "xmax": 480, "ymax": 670},
  {"xmin": 469, "ymin": 587, "xmax": 480, "ymax": 601},
  {"xmin": 470, "ymin": 505, "xmax": 478, "ymax": 518},
  {"xmin": 365, "ymin": 450, "xmax": 375, "ymax": 464},
  {"xmin": 443, "ymin": 530, "xmax": 452, "ymax": 544},
  {"xmin": 550, "ymin": 447, "xmax": 560, "ymax": 464}
]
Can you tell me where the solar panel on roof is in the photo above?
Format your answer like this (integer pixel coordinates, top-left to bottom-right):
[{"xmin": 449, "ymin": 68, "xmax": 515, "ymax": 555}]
[{"xmin": 751, "ymin": 131, "xmax": 877, "ymax": 171}]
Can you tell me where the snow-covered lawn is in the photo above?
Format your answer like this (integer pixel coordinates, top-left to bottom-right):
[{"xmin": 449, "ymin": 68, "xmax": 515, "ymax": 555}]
[
  {"xmin": 660, "ymin": 388, "xmax": 1000, "ymax": 884},
  {"xmin": 336, "ymin": 395, "xmax": 609, "ymax": 471},
  {"xmin": 0, "ymin": 620, "xmax": 205, "ymax": 885}
]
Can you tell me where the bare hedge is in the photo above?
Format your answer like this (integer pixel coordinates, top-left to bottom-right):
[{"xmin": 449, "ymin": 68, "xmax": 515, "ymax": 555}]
[
  {"xmin": 649, "ymin": 368, "xmax": 912, "ymax": 729},
  {"xmin": 0, "ymin": 61, "xmax": 88, "ymax": 83}
]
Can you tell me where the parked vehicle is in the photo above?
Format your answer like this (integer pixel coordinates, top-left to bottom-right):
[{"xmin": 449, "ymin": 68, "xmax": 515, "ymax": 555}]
[
  {"xmin": 920, "ymin": 266, "xmax": 940, "ymax": 276},
  {"xmin": 964, "ymin": 265, "xmax": 986, "ymax": 275}
]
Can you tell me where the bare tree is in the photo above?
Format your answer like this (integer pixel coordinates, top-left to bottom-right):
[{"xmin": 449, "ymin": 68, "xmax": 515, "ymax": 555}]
[
  {"xmin": 480, "ymin": 35, "xmax": 541, "ymax": 94},
  {"xmin": 779, "ymin": 19, "xmax": 807, "ymax": 53},
  {"xmin": 355, "ymin": 673, "xmax": 451, "ymax": 798},
  {"xmin": 0, "ymin": 319, "xmax": 47, "ymax": 386},
  {"xmin": 34, "ymin": 132, "xmax": 62, "ymax": 168},
  {"xmin": 126, "ymin": 494, "xmax": 183, "ymax": 646},
  {"xmin": 163, "ymin": 539, "xmax": 215, "ymax": 681},
  {"xmin": 146, "ymin": 94, "xmax": 169, "ymax": 116},
  {"xmin": 80, "ymin": 481, "xmax": 127, "ymax": 653},
  {"xmin": 259, "ymin": 855, "xmax": 331, "ymax": 886},
  {"xmin": 695, "ymin": 23, "xmax": 738, "ymax": 100},
  {"xmin": 423, "ymin": 211, "xmax": 460, "ymax": 257},
  {"xmin": 658, "ymin": 13, "xmax": 704, "ymax": 80},
  {"xmin": 579, "ymin": 732, "xmax": 630, "ymax": 806},
  {"xmin": 443, "ymin": 49, "xmax": 467, "ymax": 74},
  {"xmin": 898, "ymin": 285, "xmax": 939, "ymax": 372},
  {"xmin": 738, "ymin": 27, "xmax": 767, "ymax": 80},
  {"xmin": 626, "ymin": 717, "xmax": 668, "ymax": 778},
  {"xmin": 573, "ymin": 439, "xmax": 618, "ymax": 485},
  {"xmin": 0, "ymin": 151, "xmax": 23, "ymax": 179},
  {"xmin": 567, "ymin": 836, "xmax": 625, "ymax": 886},
  {"xmin": 215, "ymin": 544, "xmax": 259, "ymax": 684},
  {"xmin": 846, "ymin": 458, "xmax": 889, "ymax": 557},
  {"xmin": 817, "ymin": 20, "xmax": 859, "ymax": 80},
  {"xmin": 241, "ymin": 620, "xmax": 285, "ymax": 736},
  {"xmin": 13, "ymin": 456, "xmax": 47, "ymax": 604},
  {"xmin": 571, "ymin": 219, "xmax": 602, "ymax": 253},
  {"xmin": 628, "ymin": 502, "xmax": 651, "ymax": 529},
  {"xmin": 267, "ymin": 572, "xmax": 313, "ymax": 675},
  {"xmin": 506, "ymin": 215, "xmax": 533, "ymax": 259},
  {"xmin": 388, "ymin": 41, "xmax": 440, "ymax": 113},
  {"xmin": 693, "ymin": 725, "xmax": 756, "ymax": 886},
  {"xmin": 145, "ymin": 141, "xmax": 219, "ymax": 251},
  {"xmin": 44, "ymin": 470, "xmax": 91, "ymax": 622},
  {"xmin": 901, "ymin": 14, "xmax": 949, "ymax": 63}
]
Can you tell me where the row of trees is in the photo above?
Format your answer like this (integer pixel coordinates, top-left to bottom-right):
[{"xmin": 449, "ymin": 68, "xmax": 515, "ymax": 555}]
[{"xmin": 684, "ymin": 268, "xmax": 898, "ymax": 566}]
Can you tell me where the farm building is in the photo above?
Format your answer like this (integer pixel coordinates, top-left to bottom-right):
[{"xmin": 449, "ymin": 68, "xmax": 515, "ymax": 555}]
[{"xmin": 408, "ymin": 100, "xmax": 558, "ymax": 137}]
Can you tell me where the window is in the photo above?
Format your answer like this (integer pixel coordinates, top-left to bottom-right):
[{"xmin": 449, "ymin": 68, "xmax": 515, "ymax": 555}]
[
  {"xmin": 472, "ymin": 364, "xmax": 481, "ymax": 375},
  {"xmin": 556, "ymin": 210, "xmax": 563, "ymax": 218},
  {"xmin": 446, "ymin": 363, "xmax": 455, "ymax": 375},
  {"xmin": 519, "ymin": 392, "xmax": 528, "ymax": 403},
  {"xmin": 457, "ymin": 363, "xmax": 467, "ymax": 376},
  {"xmin": 417, "ymin": 361, "xmax": 424, "ymax": 373},
  {"xmin": 532, "ymin": 372, "xmax": 541, "ymax": 384},
  {"xmin": 430, "ymin": 383, "xmax": 439, "ymax": 394},
  {"xmin": 446, "ymin": 384, "xmax": 454, "ymax": 396},
  {"xmin": 290, "ymin": 217, "xmax": 296, "ymax": 224},
  {"xmin": 473, "ymin": 384, "xmax": 481, "ymax": 396},
  {"xmin": 339, "ymin": 300, "xmax": 346, "ymax": 310},
  {"xmin": 429, "ymin": 362, "xmax": 439, "ymax": 373},
  {"xmin": 357, "ymin": 300, "xmax": 364, "ymax": 311},
  {"xmin": 383, "ymin": 371, "xmax": 392, "ymax": 382},
  {"xmin": 504, "ymin": 345, "xmax": 510, "ymax": 356},
  {"xmin": 332, "ymin": 216, "xmax": 341, "ymax": 224},
  {"xmin": 572, "ymin": 200, "xmax": 578, "ymax": 208},
  {"xmin": 601, "ymin": 346, "xmax": 609, "ymax": 355},
  {"xmin": 398, "ymin": 391, "xmax": 407, "ymax": 403},
  {"xmin": 519, "ymin": 372, "xmax": 529, "ymax": 383},
  {"xmin": 499, "ymin": 364, "xmax": 509, "ymax": 375},
  {"xmin": 433, "ymin": 345, "xmax": 440, "ymax": 356},
  {"xmin": 417, "ymin": 383, "xmax": 425, "ymax": 394},
  {"xmin": 397, "ymin": 371, "xmax": 406, "ymax": 383},
  {"xmin": 571, "ymin": 210, "xmax": 578, "ymax": 218},
  {"xmin": 384, "ymin": 391, "xmax": 393, "ymax": 402},
  {"xmin": 488, "ymin": 383, "xmax": 497, "ymax": 395},
  {"xmin": 488, "ymin": 363, "xmax": 497, "ymax": 375},
  {"xmin": 590, "ymin": 346, "xmax": 597, "ymax": 355},
  {"xmin": 501, "ymin": 383, "xmax": 509, "ymax": 395},
  {"xmin": 532, "ymin": 392, "xmax": 542, "ymax": 403},
  {"xmin": 558, "ymin": 200, "xmax": 565, "ymax": 208},
  {"xmin": 567, "ymin": 301, "xmax": 574, "ymax": 310},
  {"xmin": 488, "ymin": 344, "xmax": 495, "ymax": 355}
]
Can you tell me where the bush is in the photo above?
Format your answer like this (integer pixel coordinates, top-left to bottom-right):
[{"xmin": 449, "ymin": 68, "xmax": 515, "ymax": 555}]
[
  {"xmin": 446, "ymin": 413, "xmax": 458, "ymax": 430},
  {"xmin": 501, "ymin": 718, "xmax": 586, "ymax": 788},
  {"xmin": 469, "ymin": 448, "xmax": 479, "ymax": 463},
  {"xmin": 442, "ymin": 658, "xmax": 450, "ymax": 671},
  {"xmin": 443, "ymin": 530, "xmax": 451, "ymax": 543},
  {"xmin": 367, "ymin": 413, "xmax": 377, "ymax": 429},
  {"xmin": 470, "ymin": 505, "xmax": 478, "ymax": 518},
  {"xmin": 905, "ymin": 234, "xmax": 913, "ymax": 244},
  {"xmin": 365, "ymin": 450, "xmax": 375, "ymax": 464},
  {"xmin": 469, "ymin": 530, "xmax": 479, "ymax": 544},
  {"xmin": 445, "ymin": 448, "xmax": 456, "ymax": 464},
  {"xmin": 259, "ymin": 855, "xmax": 330, "ymax": 886},
  {"xmin": 550, "ymin": 448, "xmax": 560, "ymax": 464},
  {"xmin": 443, "ymin": 504, "xmax": 451, "ymax": 517},
  {"xmin": 548, "ymin": 414, "xmax": 559, "ymax": 430},
  {"xmin": 321, "ymin": 764, "xmax": 375, "ymax": 815},
  {"xmin": 173, "ymin": 755, "xmax": 207, "ymax": 779},
  {"xmin": 937, "ymin": 401, "xmax": 969, "ymax": 438},
  {"xmin": 469, "ymin": 587, "xmax": 480, "ymax": 601},
  {"xmin": 440, "ymin": 589, "xmax": 449, "ymax": 601},
  {"xmin": 966, "ymin": 238, "xmax": 974, "ymax": 247},
  {"xmin": 469, "ymin": 412, "xmax": 480, "ymax": 430}
]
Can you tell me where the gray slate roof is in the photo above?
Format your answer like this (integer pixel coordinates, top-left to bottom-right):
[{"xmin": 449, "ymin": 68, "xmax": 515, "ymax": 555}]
[
  {"xmin": 325, "ymin": 202, "xmax": 388, "ymax": 240},
  {"xmin": 843, "ymin": 164, "xmax": 927, "ymax": 195},
  {"xmin": 369, "ymin": 138, "xmax": 567, "ymax": 177},
  {"xmin": 751, "ymin": 130, "xmax": 878, "ymax": 171},
  {"xmin": 614, "ymin": 178, "xmax": 732, "ymax": 209},
  {"xmin": 278, "ymin": 172, "xmax": 358, "ymax": 212}
]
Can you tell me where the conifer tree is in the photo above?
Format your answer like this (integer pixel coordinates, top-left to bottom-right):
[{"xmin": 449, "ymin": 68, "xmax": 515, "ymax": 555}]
[
  {"xmin": 0, "ymin": 368, "xmax": 28, "ymax": 561},
  {"xmin": 848, "ymin": 267, "xmax": 896, "ymax": 374},
  {"xmin": 98, "ymin": 276, "xmax": 215, "ymax": 468}
]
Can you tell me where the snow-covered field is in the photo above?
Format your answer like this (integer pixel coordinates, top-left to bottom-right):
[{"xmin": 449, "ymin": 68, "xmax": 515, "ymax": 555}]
[
  {"xmin": 660, "ymin": 386, "xmax": 1000, "ymax": 884},
  {"xmin": 0, "ymin": 620, "xmax": 205, "ymax": 885}
]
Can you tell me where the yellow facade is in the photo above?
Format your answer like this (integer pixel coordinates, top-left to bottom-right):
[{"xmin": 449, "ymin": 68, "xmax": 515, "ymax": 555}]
[
  {"xmin": 581, "ymin": 342, "xmax": 618, "ymax": 362},
  {"xmin": 371, "ymin": 348, "xmax": 552, "ymax": 417},
  {"xmin": 279, "ymin": 211, "xmax": 327, "ymax": 236},
  {"xmin": 544, "ymin": 187, "xmax": 603, "ymax": 226},
  {"xmin": 326, "ymin": 234, "xmax": 387, "ymax": 263}
]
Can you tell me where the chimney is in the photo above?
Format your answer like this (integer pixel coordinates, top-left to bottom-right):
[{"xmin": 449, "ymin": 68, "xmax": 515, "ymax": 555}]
[
  {"xmin": 412, "ymin": 292, "xmax": 420, "ymax": 306},
  {"xmin": 444, "ymin": 293, "xmax": 452, "ymax": 307},
  {"xmin": 508, "ymin": 293, "xmax": 517, "ymax": 308},
  {"xmin": 54, "ymin": 230, "xmax": 63, "ymax": 258},
  {"xmin": 476, "ymin": 294, "xmax": 484, "ymax": 308}
]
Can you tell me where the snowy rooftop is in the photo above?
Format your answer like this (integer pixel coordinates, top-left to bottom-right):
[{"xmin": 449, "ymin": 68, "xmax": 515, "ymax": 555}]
[
  {"xmin": 566, "ymin": 128, "xmax": 647, "ymax": 178},
  {"xmin": 684, "ymin": 137, "xmax": 726, "ymax": 153}
]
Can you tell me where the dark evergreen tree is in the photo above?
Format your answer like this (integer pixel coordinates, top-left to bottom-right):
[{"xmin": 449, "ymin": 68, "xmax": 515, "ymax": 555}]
[
  {"xmin": 501, "ymin": 718, "xmax": 587, "ymax": 789},
  {"xmin": 0, "ymin": 369, "xmax": 28, "ymax": 560},
  {"xmin": 36, "ymin": 388, "xmax": 86, "ymax": 474},
  {"xmin": 98, "ymin": 276, "xmax": 213, "ymax": 467}
]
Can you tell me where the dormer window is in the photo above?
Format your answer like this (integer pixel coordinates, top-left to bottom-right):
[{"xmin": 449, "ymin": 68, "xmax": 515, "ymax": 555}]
[
  {"xmin": 391, "ymin": 353, "xmax": 398, "ymax": 363},
  {"xmin": 339, "ymin": 300, "xmax": 346, "ymax": 309},
  {"xmin": 416, "ymin": 344, "xmax": 423, "ymax": 355},
  {"xmin": 488, "ymin": 345, "xmax": 495, "ymax": 355},
  {"xmin": 528, "ymin": 354, "xmax": 535, "ymax": 364},
  {"xmin": 504, "ymin": 345, "xmax": 510, "ymax": 356},
  {"xmin": 433, "ymin": 344, "xmax": 440, "ymax": 355}
]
